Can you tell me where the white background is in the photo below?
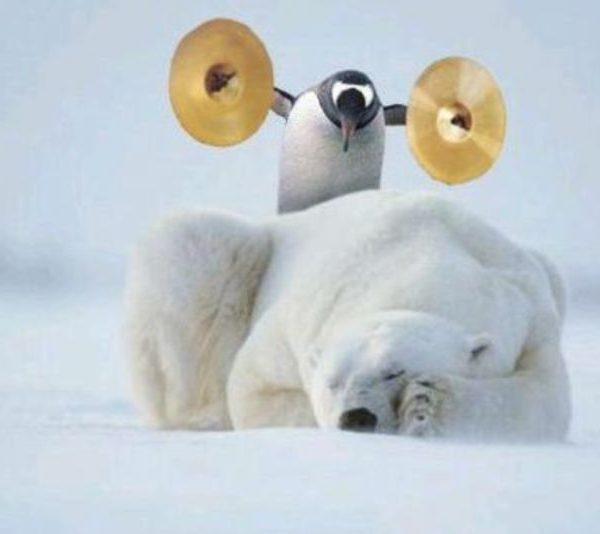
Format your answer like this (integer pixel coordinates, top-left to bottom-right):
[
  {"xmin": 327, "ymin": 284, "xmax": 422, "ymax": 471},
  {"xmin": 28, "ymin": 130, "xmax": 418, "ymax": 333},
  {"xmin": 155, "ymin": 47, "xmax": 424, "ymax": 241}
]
[
  {"xmin": 1, "ymin": 0, "xmax": 598, "ymax": 295},
  {"xmin": 1, "ymin": 2, "xmax": 599, "ymax": 532}
]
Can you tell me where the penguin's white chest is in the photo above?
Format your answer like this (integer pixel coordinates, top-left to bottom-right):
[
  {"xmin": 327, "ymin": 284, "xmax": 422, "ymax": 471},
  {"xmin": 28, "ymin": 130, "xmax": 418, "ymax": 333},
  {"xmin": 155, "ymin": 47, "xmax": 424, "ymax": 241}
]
[{"xmin": 278, "ymin": 92, "xmax": 385, "ymax": 213}]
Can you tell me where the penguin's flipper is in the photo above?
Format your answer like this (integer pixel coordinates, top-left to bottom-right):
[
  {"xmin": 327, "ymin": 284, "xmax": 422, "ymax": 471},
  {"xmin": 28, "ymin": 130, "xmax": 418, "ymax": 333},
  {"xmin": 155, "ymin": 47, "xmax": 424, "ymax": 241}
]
[
  {"xmin": 271, "ymin": 88, "xmax": 296, "ymax": 119},
  {"xmin": 384, "ymin": 104, "xmax": 407, "ymax": 126}
]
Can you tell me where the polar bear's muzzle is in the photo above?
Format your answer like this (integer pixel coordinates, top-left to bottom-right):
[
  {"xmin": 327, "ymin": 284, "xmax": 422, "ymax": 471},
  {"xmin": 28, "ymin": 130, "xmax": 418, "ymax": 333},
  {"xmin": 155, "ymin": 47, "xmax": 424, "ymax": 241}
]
[{"xmin": 339, "ymin": 407, "xmax": 378, "ymax": 432}]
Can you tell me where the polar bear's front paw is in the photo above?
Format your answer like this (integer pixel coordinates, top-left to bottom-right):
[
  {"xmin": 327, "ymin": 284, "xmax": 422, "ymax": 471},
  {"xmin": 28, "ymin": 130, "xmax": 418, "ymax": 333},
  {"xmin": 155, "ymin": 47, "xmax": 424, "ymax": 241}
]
[{"xmin": 398, "ymin": 377, "xmax": 449, "ymax": 438}]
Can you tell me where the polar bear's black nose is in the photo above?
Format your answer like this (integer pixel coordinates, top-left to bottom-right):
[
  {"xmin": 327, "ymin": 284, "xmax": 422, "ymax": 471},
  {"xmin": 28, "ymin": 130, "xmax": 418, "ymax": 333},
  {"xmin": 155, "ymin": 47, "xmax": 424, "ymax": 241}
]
[{"xmin": 339, "ymin": 408, "xmax": 378, "ymax": 432}]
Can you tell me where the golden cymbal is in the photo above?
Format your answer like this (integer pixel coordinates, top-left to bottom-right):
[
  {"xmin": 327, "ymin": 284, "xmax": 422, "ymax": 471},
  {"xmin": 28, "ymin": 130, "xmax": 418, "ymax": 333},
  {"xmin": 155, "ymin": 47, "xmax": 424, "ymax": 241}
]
[
  {"xmin": 169, "ymin": 18, "xmax": 274, "ymax": 146},
  {"xmin": 406, "ymin": 57, "xmax": 506, "ymax": 185}
]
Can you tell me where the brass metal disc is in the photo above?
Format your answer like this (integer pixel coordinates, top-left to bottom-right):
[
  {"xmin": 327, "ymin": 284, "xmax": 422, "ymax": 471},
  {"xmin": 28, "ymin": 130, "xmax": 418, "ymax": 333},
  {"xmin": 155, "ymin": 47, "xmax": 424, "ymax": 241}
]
[
  {"xmin": 406, "ymin": 57, "xmax": 506, "ymax": 185},
  {"xmin": 169, "ymin": 18, "xmax": 274, "ymax": 146}
]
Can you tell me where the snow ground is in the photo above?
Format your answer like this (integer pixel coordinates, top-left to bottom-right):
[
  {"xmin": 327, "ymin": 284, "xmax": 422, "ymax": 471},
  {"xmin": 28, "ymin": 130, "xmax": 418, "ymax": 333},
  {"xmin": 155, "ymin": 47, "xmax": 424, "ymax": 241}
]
[{"xmin": 1, "ymin": 289, "xmax": 599, "ymax": 533}]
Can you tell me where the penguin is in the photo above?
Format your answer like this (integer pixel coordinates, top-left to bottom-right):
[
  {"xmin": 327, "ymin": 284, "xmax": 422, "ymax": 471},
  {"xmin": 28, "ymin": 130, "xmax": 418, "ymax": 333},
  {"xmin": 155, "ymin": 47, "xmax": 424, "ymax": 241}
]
[{"xmin": 271, "ymin": 70, "xmax": 407, "ymax": 213}]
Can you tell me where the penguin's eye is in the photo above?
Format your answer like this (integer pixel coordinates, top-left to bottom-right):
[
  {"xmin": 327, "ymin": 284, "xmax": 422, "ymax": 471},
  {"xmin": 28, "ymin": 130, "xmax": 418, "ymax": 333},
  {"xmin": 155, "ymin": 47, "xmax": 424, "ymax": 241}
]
[{"xmin": 331, "ymin": 82, "xmax": 374, "ymax": 108}]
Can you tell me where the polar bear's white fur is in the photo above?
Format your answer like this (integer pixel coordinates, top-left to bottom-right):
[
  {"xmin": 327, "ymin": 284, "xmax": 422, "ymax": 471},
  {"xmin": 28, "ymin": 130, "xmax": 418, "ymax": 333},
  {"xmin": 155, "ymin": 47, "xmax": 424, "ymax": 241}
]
[{"xmin": 124, "ymin": 191, "xmax": 570, "ymax": 440}]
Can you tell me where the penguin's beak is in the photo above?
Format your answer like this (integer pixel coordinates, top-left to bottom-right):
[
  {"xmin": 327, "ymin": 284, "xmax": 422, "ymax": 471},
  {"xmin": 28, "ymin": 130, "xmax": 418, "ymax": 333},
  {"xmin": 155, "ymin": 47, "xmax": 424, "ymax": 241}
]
[{"xmin": 340, "ymin": 117, "xmax": 357, "ymax": 153}]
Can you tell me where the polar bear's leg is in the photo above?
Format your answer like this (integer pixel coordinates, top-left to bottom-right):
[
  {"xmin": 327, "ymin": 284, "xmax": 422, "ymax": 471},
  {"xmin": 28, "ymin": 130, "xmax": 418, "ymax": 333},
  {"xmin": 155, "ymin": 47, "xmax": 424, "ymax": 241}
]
[
  {"xmin": 400, "ymin": 340, "xmax": 571, "ymax": 441},
  {"xmin": 230, "ymin": 386, "xmax": 314, "ymax": 430},
  {"xmin": 127, "ymin": 335, "xmax": 167, "ymax": 427},
  {"xmin": 124, "ymin": 211, "xmax": 271, "ymax": 430},
  {"xmin": 227, "ymin": 315, "xmax": 316, "ymax": 429}
]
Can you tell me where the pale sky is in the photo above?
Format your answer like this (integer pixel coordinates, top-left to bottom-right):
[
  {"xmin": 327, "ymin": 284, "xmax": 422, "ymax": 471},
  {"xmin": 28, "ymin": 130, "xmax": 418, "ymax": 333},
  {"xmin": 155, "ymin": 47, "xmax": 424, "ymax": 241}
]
[{"xmin": 1, "ymin": 0, "xmax": 599, "ymax": 292}]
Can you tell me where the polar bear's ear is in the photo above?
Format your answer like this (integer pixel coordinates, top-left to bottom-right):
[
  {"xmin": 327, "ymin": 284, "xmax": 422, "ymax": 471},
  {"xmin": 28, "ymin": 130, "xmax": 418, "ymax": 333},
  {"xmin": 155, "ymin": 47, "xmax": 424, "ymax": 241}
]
[{"xmin": 469, "ymin": 333, "xmax": 493, "ymax": 360}]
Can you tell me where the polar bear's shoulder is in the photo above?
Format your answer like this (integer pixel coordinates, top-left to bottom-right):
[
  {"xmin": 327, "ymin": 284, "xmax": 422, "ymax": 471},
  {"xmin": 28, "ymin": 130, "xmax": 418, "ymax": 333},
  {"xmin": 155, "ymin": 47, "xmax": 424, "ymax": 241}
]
[
  {"xmin": 267, "ymin": 190, "xmax": 563, "ymax": 321},
  {"xmin": 380, "ymin": 192, "xmax": 566, "ymax": 324},
  {"xmin": 377, "ymin": 190, "xmax": 489, "ymax": 229},
  {"xmin": 300, "ymin": 189, "xmax": 487, "ymax": 232},
  {"xmin": 378, "ymin": 192, "xmax": 530, "ymax": 262}
]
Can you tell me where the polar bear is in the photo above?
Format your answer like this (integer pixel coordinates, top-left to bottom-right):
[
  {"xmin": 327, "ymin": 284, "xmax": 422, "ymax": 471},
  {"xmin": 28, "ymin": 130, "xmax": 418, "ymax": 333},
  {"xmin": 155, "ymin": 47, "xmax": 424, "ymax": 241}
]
[{"xmin": 124, "ymin": 191, "xmax": 570, "ymax": 440}]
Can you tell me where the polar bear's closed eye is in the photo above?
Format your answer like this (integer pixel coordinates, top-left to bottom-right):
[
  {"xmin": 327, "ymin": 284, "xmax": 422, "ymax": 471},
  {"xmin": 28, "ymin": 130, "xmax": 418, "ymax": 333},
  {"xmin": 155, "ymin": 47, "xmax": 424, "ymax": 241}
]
[
  {"xmin": 382, "ymin": 370, "xmax": 406, "ymax": 381},
  {"xmin": 470, "ymin": 334, "xmax": 493, "ymax": 360}
]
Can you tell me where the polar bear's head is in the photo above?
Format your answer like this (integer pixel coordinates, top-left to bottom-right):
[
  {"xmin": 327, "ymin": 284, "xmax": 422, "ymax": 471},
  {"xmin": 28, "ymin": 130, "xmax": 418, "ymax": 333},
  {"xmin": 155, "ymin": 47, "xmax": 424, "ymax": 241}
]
[{"xmin": 307, "ymin": 311, "xmax": 491, "ymax": 433}]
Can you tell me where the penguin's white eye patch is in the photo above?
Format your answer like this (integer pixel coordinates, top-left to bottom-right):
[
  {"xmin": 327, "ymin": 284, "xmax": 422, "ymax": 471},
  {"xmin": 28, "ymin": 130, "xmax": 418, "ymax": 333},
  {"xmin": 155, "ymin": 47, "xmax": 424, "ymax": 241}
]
[{"xmin": 331, "ymin": 82, "xmax": 374, "ymax": 108}]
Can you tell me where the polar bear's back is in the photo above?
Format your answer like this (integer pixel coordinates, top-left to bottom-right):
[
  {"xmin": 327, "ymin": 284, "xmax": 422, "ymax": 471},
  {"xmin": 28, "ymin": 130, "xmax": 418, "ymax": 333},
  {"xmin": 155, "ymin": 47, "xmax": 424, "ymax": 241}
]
[{"xmin": 257, "ymin": 191, "xmax": 562, "ymax": 374}]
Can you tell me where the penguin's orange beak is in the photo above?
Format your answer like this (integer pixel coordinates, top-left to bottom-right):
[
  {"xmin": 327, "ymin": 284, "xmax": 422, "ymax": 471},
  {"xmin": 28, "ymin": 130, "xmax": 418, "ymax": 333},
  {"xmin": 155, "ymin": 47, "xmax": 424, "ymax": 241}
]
[{"xmin": 341, "ymin": 117, "xmax": 357, "ymax": 153}]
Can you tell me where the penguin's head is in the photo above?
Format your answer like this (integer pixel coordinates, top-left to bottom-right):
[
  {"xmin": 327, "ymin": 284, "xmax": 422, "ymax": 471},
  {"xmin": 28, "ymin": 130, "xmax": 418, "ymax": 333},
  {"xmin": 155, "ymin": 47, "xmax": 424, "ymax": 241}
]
[
  {"xmin": 317, "ymin": 70, "xmax": 380, "ymax": 152},
  {"xmin": 271, "ymin": 70, "xmax": 406, "ymax": 152}
]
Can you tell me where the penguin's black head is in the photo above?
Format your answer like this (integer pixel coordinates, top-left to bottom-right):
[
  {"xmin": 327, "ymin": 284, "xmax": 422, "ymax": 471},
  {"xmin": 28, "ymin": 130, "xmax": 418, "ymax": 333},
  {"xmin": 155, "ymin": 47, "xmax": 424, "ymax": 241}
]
[{"xmin": 317, "ymin": 70, "xmax": 381, "ymax": 152}]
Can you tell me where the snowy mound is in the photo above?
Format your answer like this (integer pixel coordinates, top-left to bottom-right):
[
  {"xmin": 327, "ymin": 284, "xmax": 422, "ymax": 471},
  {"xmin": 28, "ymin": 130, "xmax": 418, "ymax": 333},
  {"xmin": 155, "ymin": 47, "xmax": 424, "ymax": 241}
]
[{"xmin": 1, "ymin": 292, "xmax": 599, "ymax": 533}]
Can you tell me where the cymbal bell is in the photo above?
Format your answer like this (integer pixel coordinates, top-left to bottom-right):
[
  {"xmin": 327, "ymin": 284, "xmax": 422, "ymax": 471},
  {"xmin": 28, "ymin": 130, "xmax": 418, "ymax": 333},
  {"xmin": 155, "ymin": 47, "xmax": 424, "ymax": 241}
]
[
  {"xmin": 406, "ymin": 57, "xmax": 506, "ymax": 185},
  {"xmin": 169, "ymin": 18, "xmax": 274, "ymax": 146}
]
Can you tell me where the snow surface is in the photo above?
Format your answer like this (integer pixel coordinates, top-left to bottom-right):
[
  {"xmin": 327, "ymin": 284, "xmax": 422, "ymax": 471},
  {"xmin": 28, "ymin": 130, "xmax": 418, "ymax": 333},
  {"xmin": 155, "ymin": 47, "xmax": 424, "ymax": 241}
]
[{"xmin": 1, "ymin": 289, "xmax": 599, "ymax": 533}]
